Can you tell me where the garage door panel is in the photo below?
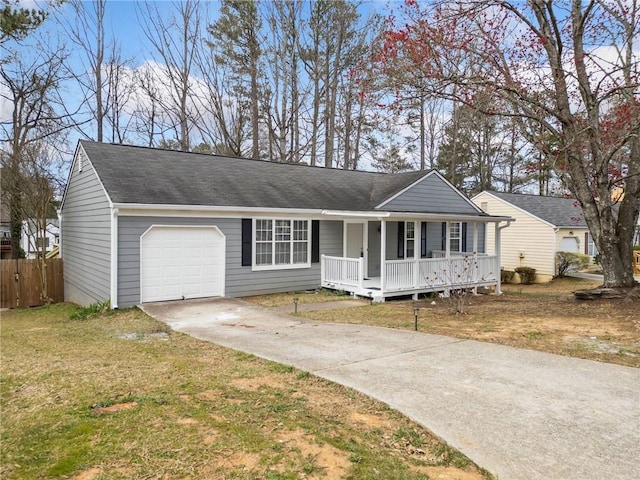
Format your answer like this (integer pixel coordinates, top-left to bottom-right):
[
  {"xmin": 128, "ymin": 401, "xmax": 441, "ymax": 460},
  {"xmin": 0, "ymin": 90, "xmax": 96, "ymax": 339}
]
[{"xmin": 141, "ymin": 226, "xmax": 225, "ymax": 303}]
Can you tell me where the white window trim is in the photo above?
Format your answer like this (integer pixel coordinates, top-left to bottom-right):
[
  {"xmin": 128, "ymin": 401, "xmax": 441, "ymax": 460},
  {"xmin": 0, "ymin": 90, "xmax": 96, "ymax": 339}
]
[
  {"xmin": 450, "ymin": 221, "xmax": 462, "ymax": 253},
  {"xmin": 404, "ymin": 221, "xmax": 416, "ymax": 258},
  {"xmin": 252, "ymin": 218, "xmax": 312, "ymax": 271}
]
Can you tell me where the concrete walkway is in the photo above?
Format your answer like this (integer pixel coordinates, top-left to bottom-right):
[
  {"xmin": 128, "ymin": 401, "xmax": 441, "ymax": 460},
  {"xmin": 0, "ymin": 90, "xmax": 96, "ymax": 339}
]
[{"xmin": 141, "ymin": 298, "xmax": 640, "ymax": 480}]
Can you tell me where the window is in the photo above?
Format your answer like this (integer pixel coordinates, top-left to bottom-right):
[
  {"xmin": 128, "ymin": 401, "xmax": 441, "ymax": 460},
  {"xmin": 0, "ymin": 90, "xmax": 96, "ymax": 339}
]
[
  {"xmin": 405, "ymin": 222, "xmax": 415, "ymax": 258},
  {"xmin": 254, "ymin": 219, "xmax": 310, "ymax": 269},
  {"xmin": 587, "ymin": 234, "xmax": 598, "ymax": 257},
  {"xmin": 450, "ymin": 222, "xmax": 462, "ymax": 252}
]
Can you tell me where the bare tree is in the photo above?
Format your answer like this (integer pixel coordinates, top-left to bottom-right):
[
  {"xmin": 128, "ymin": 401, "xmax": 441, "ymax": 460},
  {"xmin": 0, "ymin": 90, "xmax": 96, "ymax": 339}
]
[
  {"xmin": 193, "ymin": 47, "xmax": 250, "ymax": 156},
  {"xmin": 64, "ymin": 0, "xmax": 136, "ymax": 144},
  {"xmin": 16, "ymin": 140, "xmax": 65, "ymax": 302},
  {"xmin": 261, "ymin": 0, "xmax": 307, "ymax": 163},
  {"xmin": 1, "ymin": 37, "xmax": 72, "ymax": 259},
  {"xmin": 138, "ymin": 0, "xmax": 203, "ymax": 151}
]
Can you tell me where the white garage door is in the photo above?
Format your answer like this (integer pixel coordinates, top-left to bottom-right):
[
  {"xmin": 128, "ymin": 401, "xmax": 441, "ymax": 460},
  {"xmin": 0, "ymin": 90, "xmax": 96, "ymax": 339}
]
[
  {"xmin": 141, "ymin": 226, "xmax": 225, "ymax": 303},
  {"xmin": 560, "ymin": 236, "xmax": 579, "ymax": 253}
]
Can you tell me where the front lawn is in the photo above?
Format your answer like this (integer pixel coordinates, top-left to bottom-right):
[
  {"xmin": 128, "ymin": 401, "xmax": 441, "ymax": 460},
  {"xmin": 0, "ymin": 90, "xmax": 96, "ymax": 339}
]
[
  {"xmin": 299, "ymin": 278, "xmax": 640, "ymax": 367},
  {"xmin": 1, "ymin": 304, "xmax": 491, "ymax": 480}
]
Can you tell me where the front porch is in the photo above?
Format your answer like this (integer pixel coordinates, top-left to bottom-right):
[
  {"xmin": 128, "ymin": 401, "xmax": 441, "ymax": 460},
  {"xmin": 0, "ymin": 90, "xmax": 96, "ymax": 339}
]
[
  {"xmin": 321, "ymin": 254, "xmax": 499, "ymax": 301},
  {"xmin": 319, "ymin": 216, "xmax": 508, "ymax": 301}
]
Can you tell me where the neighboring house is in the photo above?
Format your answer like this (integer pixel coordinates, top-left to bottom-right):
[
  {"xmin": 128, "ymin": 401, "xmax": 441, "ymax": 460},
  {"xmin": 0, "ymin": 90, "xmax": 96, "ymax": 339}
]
[
  {"xmin": 472, "ymin": 191, "xmax": 596, "ymax": 282},
  {"xmin": 60, "ymin": 141, "xmax": 513, "ymax": 308},
  {"xmin": 20, "ymin": 219, "xmax": 60, "ymax": 259},
  {"xmin": 0, "ymin": 196, "xmax": 11, "ymax": 259}
]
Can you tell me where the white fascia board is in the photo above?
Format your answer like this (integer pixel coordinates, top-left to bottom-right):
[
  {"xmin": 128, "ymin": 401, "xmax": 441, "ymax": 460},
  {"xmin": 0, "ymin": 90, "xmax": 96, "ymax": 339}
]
[
  {"xmin": 61, "ymin": 142, "xmax": 115, "ymax": 211},
  {"xmin": 321, "ymin": 210, "xmax": 391, "ymax": 218},
  {"xmin": 114, "ymin": 204, "xmax": 326, "ymax": 218},
  {"xmin": 388, "ymin": 212, "xmax": 514, "ymax": 223}
]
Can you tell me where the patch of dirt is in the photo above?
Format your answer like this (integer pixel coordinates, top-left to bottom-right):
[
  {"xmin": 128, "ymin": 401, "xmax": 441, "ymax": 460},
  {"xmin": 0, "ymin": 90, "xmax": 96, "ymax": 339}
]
[
  {"xmin": 215, "ymin": 451, "xmax": 262, "ymax": 471},
  {"xmin": 230, "ymin": 376, "xmax": 287, "ymax": 391},
  {"xmin": 277, "ymin": 428, "xmax": 351, "ymax": 479},
  {"xmin": 72, "ymin": 468, "xmax": 102, "ymax": 480},
  {"xmin": 347, "ymin": 411, "xmax": 392, "ymax": 430},
  {"xmin": 414, "ymin": 465, "xmax": 486, "ymax": 480},
  {"xmin": 91, "ymin": 401, "xmax": 137, "ymax": 415},
  {"xmin": 176, "ymin": 417, "xmax": 198, "ymax": 425},
  {"xmin": 196, "ymin": 390, "xmax": 221, "ymax": 401}
]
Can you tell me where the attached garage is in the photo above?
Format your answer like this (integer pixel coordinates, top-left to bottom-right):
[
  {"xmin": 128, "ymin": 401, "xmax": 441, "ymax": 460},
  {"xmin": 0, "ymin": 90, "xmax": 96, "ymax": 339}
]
[{"xmin": 140, "ymin": 225, "xmax": 225, "ymax": 303}]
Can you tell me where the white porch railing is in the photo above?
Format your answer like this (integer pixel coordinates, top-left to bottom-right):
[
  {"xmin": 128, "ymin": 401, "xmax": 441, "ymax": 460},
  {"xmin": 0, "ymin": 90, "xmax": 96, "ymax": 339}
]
[
  {"xmin": 431, "ymin": 250, "xmax": 489, "ymax": 258},
  {"xmin": 321, "ymin": 255, "xmax": 363, "ymax": 288},
  {"xmin": 407, "ymin": 255, "xmax": 498, "ymax": 292},
  {"xmin": 322, "ymin": 254, "xmax": 498, "ymax": 294}
]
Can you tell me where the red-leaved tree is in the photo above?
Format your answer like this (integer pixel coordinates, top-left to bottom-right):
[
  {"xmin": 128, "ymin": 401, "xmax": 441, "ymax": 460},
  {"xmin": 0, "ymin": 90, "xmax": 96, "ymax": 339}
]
[{"xmin": 378, "ymin": 0, "xmax": 640, "ymax": 289}]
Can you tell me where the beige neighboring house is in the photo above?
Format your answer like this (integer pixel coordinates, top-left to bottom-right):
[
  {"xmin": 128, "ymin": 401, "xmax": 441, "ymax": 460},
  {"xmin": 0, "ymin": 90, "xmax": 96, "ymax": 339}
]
[{"xmin": 472, "ymin": 191, "xmax": 595, "ymax": 282}]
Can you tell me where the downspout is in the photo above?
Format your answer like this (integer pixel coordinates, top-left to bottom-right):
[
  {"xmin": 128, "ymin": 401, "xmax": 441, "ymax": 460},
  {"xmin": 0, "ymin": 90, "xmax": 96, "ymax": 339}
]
[
  {"xmin": 380, "ymin": 220, "xmax": 386, "ymax": 295},
  {"xmin": 552, "ymin": 226, "xmax": 560, "ymax": 278},
  {"xmin": 110, "ymin": 207, "xmax": 119, "ymax": 309},
  {"xmin": 495, "ymin": 220, "xmax": 513, "ymax": 295}
]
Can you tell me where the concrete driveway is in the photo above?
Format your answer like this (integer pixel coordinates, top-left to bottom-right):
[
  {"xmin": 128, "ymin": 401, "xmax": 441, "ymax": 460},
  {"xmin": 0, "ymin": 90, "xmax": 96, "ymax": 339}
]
[{"xmin": 141, "ymin": 297, "xmax": 640, "ymax": 480}]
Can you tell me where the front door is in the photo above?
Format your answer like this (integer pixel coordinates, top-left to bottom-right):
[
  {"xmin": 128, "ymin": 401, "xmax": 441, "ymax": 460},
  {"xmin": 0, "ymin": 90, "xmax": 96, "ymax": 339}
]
[{"xmin": 345, "ymin": 222, "xmax": 367, "ymax": 277}]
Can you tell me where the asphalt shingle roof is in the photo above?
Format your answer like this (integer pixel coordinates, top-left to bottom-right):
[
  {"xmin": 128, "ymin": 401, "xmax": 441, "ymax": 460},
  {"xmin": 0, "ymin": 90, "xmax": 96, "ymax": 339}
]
[
  {"xmin": 488, "ymin": 191, "xmax": 586, "ymax": 227},
  {"xmin": 81, "ymin": 141, "xmax": 445, "ymax": 212}
]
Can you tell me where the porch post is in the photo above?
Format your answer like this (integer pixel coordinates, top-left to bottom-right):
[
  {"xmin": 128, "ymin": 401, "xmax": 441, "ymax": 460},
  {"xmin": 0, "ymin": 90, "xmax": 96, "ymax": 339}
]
[
  {"xmin": 495, "ymin": 222, "xmax": 502, "ymax": 295},
  {"xmin": 413, "ymin": 220, "xmax": 419, "ymax": 300},
  {"xmin": 472, "ymin": 222, "xmax": 478, "ymax": 293},
  {"xmin": 380, "ymin": 220, "xmax": 386, "ymax": 292},
  {"xmin": 445, "ymin": 221, "xmax": 450, "ymax": 258},
  {"xmin": 473, "ymin": 222, "xmax": 478, "ymax": 253}
]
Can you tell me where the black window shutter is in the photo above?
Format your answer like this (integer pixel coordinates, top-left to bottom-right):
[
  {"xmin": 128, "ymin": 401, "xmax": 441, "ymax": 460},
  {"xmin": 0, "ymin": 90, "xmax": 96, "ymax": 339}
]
[
  {"xmin": 397, "ymin": 222, "xmax": 405, "ymax": 258},
  {"xmin": 441, "ymin": 222, "xmax": 446, "ymax": 250},
  {"xmin": 421, "ymin": 222, "xmax": 427, "ymax": 258},
  {"xmin": 584, "ymin": 232, "xmax": 589, "ymax": 255},
  {"xmin": 241, "ymin": 219, "xmax": 252, "ymax": 266},
  {"xmin": 462, "ymin": 222, "xmax": 468, "ymax": 252},
  {"xmin": 311, "ymin": 220, "xmax": 320, "ymax": 263}
]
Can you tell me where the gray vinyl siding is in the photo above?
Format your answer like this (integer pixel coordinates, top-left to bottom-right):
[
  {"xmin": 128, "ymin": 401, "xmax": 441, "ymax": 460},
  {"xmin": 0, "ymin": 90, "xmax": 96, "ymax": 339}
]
[
  {"xmin": 385, "ymin": 222, "xmax": 400, "ymax": 260},
  {"xmin": 368, "ymin": 222, "xmax": 381, "ymax": 277},
  {"xmin": 384, "ymin": 221, "xmax": 486, "ymax": 260},
  {"xmin": 379, "ymin": 174, "xmax": 480, "ymax": 214},
  {"xmin": 424, "ymin": 221, "xmax": 486, "ymax": 255},
  {"xmin": 60, "ymin": 149, "xmax": 111, "ymax": 306},
  {"xmin": 117, "ymin": 217, "xmax": 343, "ymax": 308}
]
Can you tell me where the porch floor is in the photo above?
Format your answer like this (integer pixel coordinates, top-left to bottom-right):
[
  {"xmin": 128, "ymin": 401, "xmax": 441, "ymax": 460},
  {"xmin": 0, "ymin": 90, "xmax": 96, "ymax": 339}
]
[{"xmin": 324, "ymin": 277, "xmax": 470, "ymax": 302}]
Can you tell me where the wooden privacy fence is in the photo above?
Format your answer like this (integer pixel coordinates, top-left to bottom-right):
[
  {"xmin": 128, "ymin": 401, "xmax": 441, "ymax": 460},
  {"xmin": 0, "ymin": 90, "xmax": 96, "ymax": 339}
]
[{"xmin": 0, "ymin": 259, "xmax": 64, "ymax": 308}]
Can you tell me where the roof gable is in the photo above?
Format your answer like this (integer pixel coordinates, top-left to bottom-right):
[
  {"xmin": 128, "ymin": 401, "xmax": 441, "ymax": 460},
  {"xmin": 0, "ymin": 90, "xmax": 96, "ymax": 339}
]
[
  {"xmin": 79, "ymin": 141, "xmax": 483, "ymax": 215},
  {"xmin": 480, "ymin": 191, "xmax": 587, "ymax": 227},
  {"xmin": 377, "ymin": 171, "xmax": 484, "ymax": 215}
]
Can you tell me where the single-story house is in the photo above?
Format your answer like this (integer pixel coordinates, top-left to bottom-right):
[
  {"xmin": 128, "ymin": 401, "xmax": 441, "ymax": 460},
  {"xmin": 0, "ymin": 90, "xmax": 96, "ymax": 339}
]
[
  {"xmin": 472, "ymin": 191, "xmax": 597, "ymax": 282},
  {"xmin": 20, "ymin": 219, "xmax": 60, "ymax": 259},
  {"xmin": 60, "ymin": 141, "xmax": 513, "ymax": 308}
]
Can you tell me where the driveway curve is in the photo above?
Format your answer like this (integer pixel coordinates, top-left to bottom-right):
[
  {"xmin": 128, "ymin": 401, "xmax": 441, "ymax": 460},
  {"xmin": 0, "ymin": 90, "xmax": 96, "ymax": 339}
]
[{"xmin": 141, "ymin": 297, "xmax": 640, "ymax": 480}]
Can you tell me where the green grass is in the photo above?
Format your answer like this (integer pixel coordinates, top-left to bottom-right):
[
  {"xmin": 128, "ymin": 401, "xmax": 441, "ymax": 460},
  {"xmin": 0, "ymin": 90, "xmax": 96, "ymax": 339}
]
[
  {"xmin": 244, "ymin": 288, "xmax": 352, "ymax": 307},
  {"xmin": 1, "ymin": 304, "xmax": 492, "ymax": 480}
]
